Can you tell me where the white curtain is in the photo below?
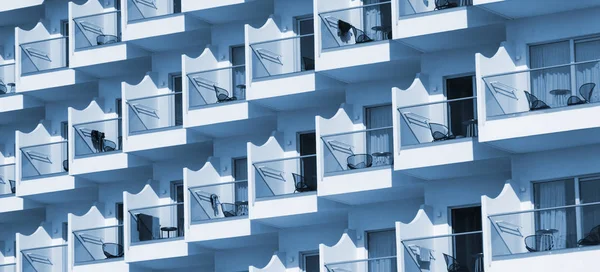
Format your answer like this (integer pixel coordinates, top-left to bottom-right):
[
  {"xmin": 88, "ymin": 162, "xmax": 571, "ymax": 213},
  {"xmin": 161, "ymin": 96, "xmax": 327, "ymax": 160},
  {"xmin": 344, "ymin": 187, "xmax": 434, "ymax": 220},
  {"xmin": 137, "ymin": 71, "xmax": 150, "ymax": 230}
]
[
  {"xmin": 368, "ymin": 230, "xmax": 397, "ymax": 272},
  {"xmin": 364, "ymin": 0, "xmax": 382, "ymax": 40},
  {"xmin": 579, "ymin": 178, "xmax": 600, "ymax": 236},
  {"xmin": 367, "ymin": 105, "xmax": 393, "ymax": 155},
  {"xmin": 575, "ymin": 39, "xmax": 600, "ymax": 103},
  {"xmin": 536, "ymin": 181, "xmax": 569, "ymax": 249},
  {"xmin": 530, "ymin": 41, "xmax": 571, "ymax": 107}
]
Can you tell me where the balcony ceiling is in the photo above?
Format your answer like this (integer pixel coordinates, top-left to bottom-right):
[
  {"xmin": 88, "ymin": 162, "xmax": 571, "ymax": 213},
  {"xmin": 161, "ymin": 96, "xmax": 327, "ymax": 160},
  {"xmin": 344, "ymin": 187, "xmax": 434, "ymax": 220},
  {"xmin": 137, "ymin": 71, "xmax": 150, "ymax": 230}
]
[{"xmin": 478, "ymin": 0, "xmax": 600, "ymax": 19}]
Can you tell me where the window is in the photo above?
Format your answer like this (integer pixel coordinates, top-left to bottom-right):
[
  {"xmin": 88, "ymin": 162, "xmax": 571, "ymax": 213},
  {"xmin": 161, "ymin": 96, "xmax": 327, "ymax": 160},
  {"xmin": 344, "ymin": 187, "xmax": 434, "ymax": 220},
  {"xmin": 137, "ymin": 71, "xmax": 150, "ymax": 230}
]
[
  {"xmin": 298, "ymin": 132, "xmax": 317, "ymax": 189},
  {"xmin": 231, "ymin": 45, "xmax": 246, "ymax": 100},
  {"xmin": 62, "ymin": 222, "xmax": 69, "ymax": 242},
  {"xmin": 533, "ymin": 177, "xmax": 600, "ymax": 249},
  {"xmin": 61, "ymin": 121, "xmax": 69, "ymax": 140},
  {"xmin": 170, "ymin": 74, "xmax": 183, "ymax": 126},
  {"xmin": 115, "ymin": 98, "xmax": 122, "ymax": 117},
  {"xmin": 367, "ymin": 230, "xmax": 397, "ymax": 270},
  {"xmin": 365, "ymin": 105, "xmax": 392, "ymax": 155},
  {"xmin": 233, "ymin": 157, "xmax": 248, "ymax": 181},
  {"xmin": 296, "ymin": 16, "xmax": 314, "ymax": 71},
  {"xmin": 529, "ymin": 37, "xmax": 600, "ymax": 107},
  {"xmin": 171, "ymin": 181, "xmax": 184, "ymax": 237},
  {"xmin": 300, "ymin": 251, "xmax": 319, "ymax": 272}
]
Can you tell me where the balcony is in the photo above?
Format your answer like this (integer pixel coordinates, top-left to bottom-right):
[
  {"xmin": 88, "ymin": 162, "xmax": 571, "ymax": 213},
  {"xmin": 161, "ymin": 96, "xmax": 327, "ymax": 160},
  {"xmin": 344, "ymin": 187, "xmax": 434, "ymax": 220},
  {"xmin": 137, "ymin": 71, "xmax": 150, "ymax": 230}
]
[
  {"xmin": 395, "ymin": 0, "xmax": 505, "ymax": 51},
  {"xmin": 401, "ymin": 231, "xmax": 484, "ymax": 272},
  {"xmin": 70, "ymin": 1, "xmax": 150, "ymax": 76},
  {"xmin": 472, "ymin": 0, "xmax": 600, "ymax": 20},
  {"xmin": 0, "ymin": 63, "xmax": 16, "ymax": 95},
  {"xmin": 16, "ymin": 123, "xmax": 95, "ymax": 203},
  {"xmin": 477, "ymin": 45, "xmax": 600, "ymax": 153},
  {"xmin": 316, "ymin": 1, "xmax": 420, "ymax": 82},
  {"xmin": 129, "ymin": 203, "xmax": 184, "ymax": 244},
  {"xmin": 395, "ymin": 91, "xmax": 507, "ymax": 179},
  {"xmin": 189, "ymin": 180, "xmax": 249, "ymax": 223},
  {"xmin": 325, "ymin": 257, "xmax": 398, "ymax": 272},
  {"xmin": 16, "ymin": 22, "xmax": 95, "ymax": 94},
  {"xmin": 246, "ymin": 18, "xmax": 344, "ymax": 110},
  {"xmin": 73, "ymin": 225, "xmax": 124, "ymax": 264},
  {"xmin": 248, "ymin": 133, "xmax": 345, "ymax": 227},
  {"xmin": 123, "ymin": 0, "xmax": 210, "ymax": 51},
  {"xmin": 73, "ymin": 118, "xmax": 122, "ymax": 157},
  {"xmin": 0, "ymin": 63, "xmax": 41, "ymax": 118},
  {"xmin": 487, "ymin": 202, "xmax": 600, "ymax": 270},
  {"xmin": 0, "ymin": 164, "xmax": 15, "ymax": 196},
  {"xmin": 21, "ymin": 244, "xmax": 67, "ymax": 272},
  {"xmin": 181, "ymin": 0, "xmax": 273, "ymax": 24}
]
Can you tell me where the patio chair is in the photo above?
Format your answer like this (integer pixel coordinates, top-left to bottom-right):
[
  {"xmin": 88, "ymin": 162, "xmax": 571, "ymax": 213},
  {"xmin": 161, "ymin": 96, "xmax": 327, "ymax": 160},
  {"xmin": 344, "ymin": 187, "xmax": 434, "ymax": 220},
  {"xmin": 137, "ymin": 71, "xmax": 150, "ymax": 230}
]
[
  {"xmin": 292, "ymin": 173, "xmax": 312, "ymax": 193},
  {"xmin": 213, "ymin": 85, "xmax": 237, "ymax": 103},
  {"xmin": 567, "ymin": 83, "xmax": 596, "ymax": 106},
  {"xmin": 442, "ymin": 253, "xmax": 469, "ymax": 272},
  {"xmin": 97, "ymin": 34, "xmax": 119, "ymax": 45},
  {"xmin": 102, "ymin": 242, "xmax": 124, "ymax": 259},
  {"xmin": 525, "ymin": 234, "xmax": 554, "ymax": 252},
  {"xmin": 0, "ymin": 83, "xmax": 6, "ymax": 94},
  {"xmin": 435, "ymin": 0, "xmax": 460, "ymax": 10},
  {"xmin": 524, "ymin": 91, "xmax": 551, "ymax": 111},
  {"xmin": 347, "ymin": 154, "xmax": 373, "ymax": 169},
  {"xmin": 429, "ymin": 123, "xmax": 456, "ymax": 141},
  {"xmin": 9, "ymin": 180, "xmax": 15, "ymax": 194},
  {"xmin": 578, "ymin": 225, "xmax": 600, "ymax": 246},
  {"xmin": 302, "ymin": 57, "xmax": 315, "ymax": 71},
  {"xmin": 210, "ymin": 194, "xmax": 220, "ymax": 216},
  {"xmin": 63, "ymin": 160, "xmax": 69, "ymax": 172},
  {"xmin": 353, "ymin": 27, "xmax": 373, "ymax": 44},
  {"xmin": 91, "ymin": 130, "xmax": 105, "ymax": 153},
  {"xmin": 221, "ymin": 203, "xmax": 237, "ymax": 217},
  {"xmin": 103, "ymin": 139, "xmax": 117, "ymax": 152}
]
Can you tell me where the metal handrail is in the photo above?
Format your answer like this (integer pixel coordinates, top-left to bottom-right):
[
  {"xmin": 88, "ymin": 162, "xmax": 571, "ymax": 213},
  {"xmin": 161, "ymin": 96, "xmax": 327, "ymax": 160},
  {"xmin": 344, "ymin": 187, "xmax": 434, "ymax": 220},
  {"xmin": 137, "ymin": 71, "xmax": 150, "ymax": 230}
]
[
  {"xmin": 129, "ymin": 202, "xmax": 183, "ymax": 213},
  {"xmin": 325, "ymin": 255, "xmax": 397, "ymax": 267},
  {"xmin": 188, "ymin": 180, "xmax": 248, "ymax": 190},
  {"xmin": 20, "ymin": 140, "xmax": 68, "ymax": 150},
  {"xmin": 0, "ymin": 163, "xmax": 16, "ymax": 167},
  {"xmin": 482, "ymin": 58, "xmax": 600, "ymax": 79},
  {"xmin": 252, "ymin": 154, "xmax": 317, "ymax": 165},
  {"xmin": 127, "ymin": 91, "xmax": 181, "ymax": 103},
  {"xmin": 321, "ymin": 126, "xmax": 393, "ymax": 139},
  {"xmin": 319, "ymin": 1, "xmax": 392, "ymax": 15},
  {"xmin": 401, "ymin": 230, "xmax": 483, "ymax": 243},
  {"xmin": 72, "ymin": 10, "xmax": 120, "ymax": 21},
  {"xmin": 21, "ymin": 244, "xmax": 67, "ymax": 252},
  {"xmin": 397, "ymin": 96, "xmax": 477, "ymax": 110},
  {"xmin": 73, "ymin": 117, "xmax": 122, "ymax": 127},
  {"xmin": 72, "ymin": 224, "xmax": 123, "ymax": 233},
  {"xmin": 19, "ymin": 36, "xmax": 67, "ymax": 47},
  {"xmin": 187, "ymin": 64, "xmax": 246, "ymax": 76},
  {"xmin": 488, "ymin": 201, "xmax": 600, "ymax": 218},
  {"xmin": 249, "ymin": 33, "xmax": 315, "ymax": 47}
]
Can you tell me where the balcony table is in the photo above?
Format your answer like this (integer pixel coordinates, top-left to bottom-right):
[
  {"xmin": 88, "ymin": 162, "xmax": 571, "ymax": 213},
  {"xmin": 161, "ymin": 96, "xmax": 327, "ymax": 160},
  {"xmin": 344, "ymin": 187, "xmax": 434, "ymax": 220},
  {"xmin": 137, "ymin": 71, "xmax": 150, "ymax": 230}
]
[
  {"xmin": 473, "ymin": 253, "xmax": 484, "ymax": 272},
  {"xmin": 160, "ymin": 226, "xmax": 178, "ymax": 239},
  {"xmin": 372, "ymin": 151, "xmax": 392, "ymax": 166},
  {"xmin": 462, "ymin": 119, "xmax": 478, "ymax": 137},
  {"xmin": 549, "ymin": 89, "xmax": 571, "ymax": 107},
  {"xmin": 371, "ymin": 26, "xmax": 392, "ymax": 40}
]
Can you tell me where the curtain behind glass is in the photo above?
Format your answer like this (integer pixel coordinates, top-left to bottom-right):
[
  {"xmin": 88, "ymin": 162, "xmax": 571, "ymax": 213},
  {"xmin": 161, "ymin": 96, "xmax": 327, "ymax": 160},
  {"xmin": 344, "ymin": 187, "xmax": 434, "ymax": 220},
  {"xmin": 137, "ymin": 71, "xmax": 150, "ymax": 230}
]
[
  {"xmin": 366, "ymin": 105, "xmax": 392, "ymax": 155},
  {"xmin": 529, "ymin": 42, "xmax": 571, "ymax": 107},
  {"xmin": 363, "ymin": 0, "xmax": 382, "ymax": 40},
  {"xmin": 579, "ymin": 178, "xmax": 600, "ymax": 237},
  {"xmin": 368, "ymin": 230, "xmax": 397, "ymax": 272},
  {"xmin": 234, "ymin": 158, "xmax": 248, "ymax": 203},
  {"xmin": 534, "ymin": 180, "xmax": 576, "ymax": 249},
  {"xmin": 575, "ymin": 39, "xmax": 600, "ymax": 103}
]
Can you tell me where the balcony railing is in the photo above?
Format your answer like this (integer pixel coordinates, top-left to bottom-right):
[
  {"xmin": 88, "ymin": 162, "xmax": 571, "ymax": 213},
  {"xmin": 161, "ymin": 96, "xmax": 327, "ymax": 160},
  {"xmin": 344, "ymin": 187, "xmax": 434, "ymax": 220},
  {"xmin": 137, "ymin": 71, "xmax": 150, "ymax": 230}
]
[
  {"xmin": 127, "ymin": 0, "xmax": 181, "ymax": 22},
  {"xmin": 321, "ymin": 126, "xmax": 393, "ymax": 174},
  {"xmin": 189, "ymin": 180, "xmax": 249, "ymax": 223},
  {"xmin": 20, "ymin": 37, "xmax": 68, "ymax": 75},
  {"xmin": 0, "ymin": 63, "xmax": 16, "ymax": 95},
  {"xmin": 73, "ymin": 225, "xmax": 124, "ymax": 264},
  {"xmin": 250, "ymin": 34, "xmax": 315, "ymax": 79},
  {"xmin": 20, "ymin": 141, "xmax": 68, "ymax": 179},
  {"xmin": 187, "ymin": 65, "xmax": 246, "ymax": 108},
  {"xmin": 0, "ymin": 164, "xmax": 16, "ymax": 195},
  {"xmin": 324, "ymin": 256, "xmax": 398, "ymax": 272},
  {"xmin": 0, "ymin": 263, "xmax": 15, "ymax": 272},
  {"xmin": 482, "ymin": 59, "xmax": 600, "ymax": 118},
  {"xmin": 129, "ymin": 203, "xmax": 184, "ymax": 244},
  {"xmin": 21, "ymin": 244, "xmax": 67, "ymax": 272},
  {"xmin": 401, "ymin": 231, "xmax": 484, "ymax": 272},
  {"xmin": 399, "ymin": 0, "xmax": 472, "ymax": 17},
  {"xmin": 398, "ymin": 97, "xmax": 477, "ymax": 146},
  {"xmin": 252, "ymin": 154, "xmax": 317, "ymax": 199},
  {"xmin": 127, "ymin": 92, "xmax": 183, "ymax": 134},
  {"xmin": 73, "ymin": 118, "xmax": 122, "ymax": 157},
  {"xmin": 73, "ymin": 11, "xmax": 121, "ymax": 50},
  {"xmin": 488, "ymin": 202, "xmax": 600, "ymax": 258},
  {"xmin": 319, "ymin": 2, "xmax": 392, "ymax": 50}
]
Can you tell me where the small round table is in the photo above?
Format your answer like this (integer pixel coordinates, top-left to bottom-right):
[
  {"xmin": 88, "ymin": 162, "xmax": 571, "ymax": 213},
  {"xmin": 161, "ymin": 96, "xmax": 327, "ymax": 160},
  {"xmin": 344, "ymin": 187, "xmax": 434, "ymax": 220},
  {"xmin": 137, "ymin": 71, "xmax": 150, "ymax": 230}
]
[
  {"xmin": 160, "ymin": 226, "xmax": 178, "ymax": 239},
  {"xmin": 462, "ymin": 119, "xmax": 478, "ymax": 137},
  {"xmin": 371, "ymin": 26, "xmax": 392, "ymax": 40},
  {"xmin": 549, "ymin": 89, "xmax": 571, "ymax": 107}
]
